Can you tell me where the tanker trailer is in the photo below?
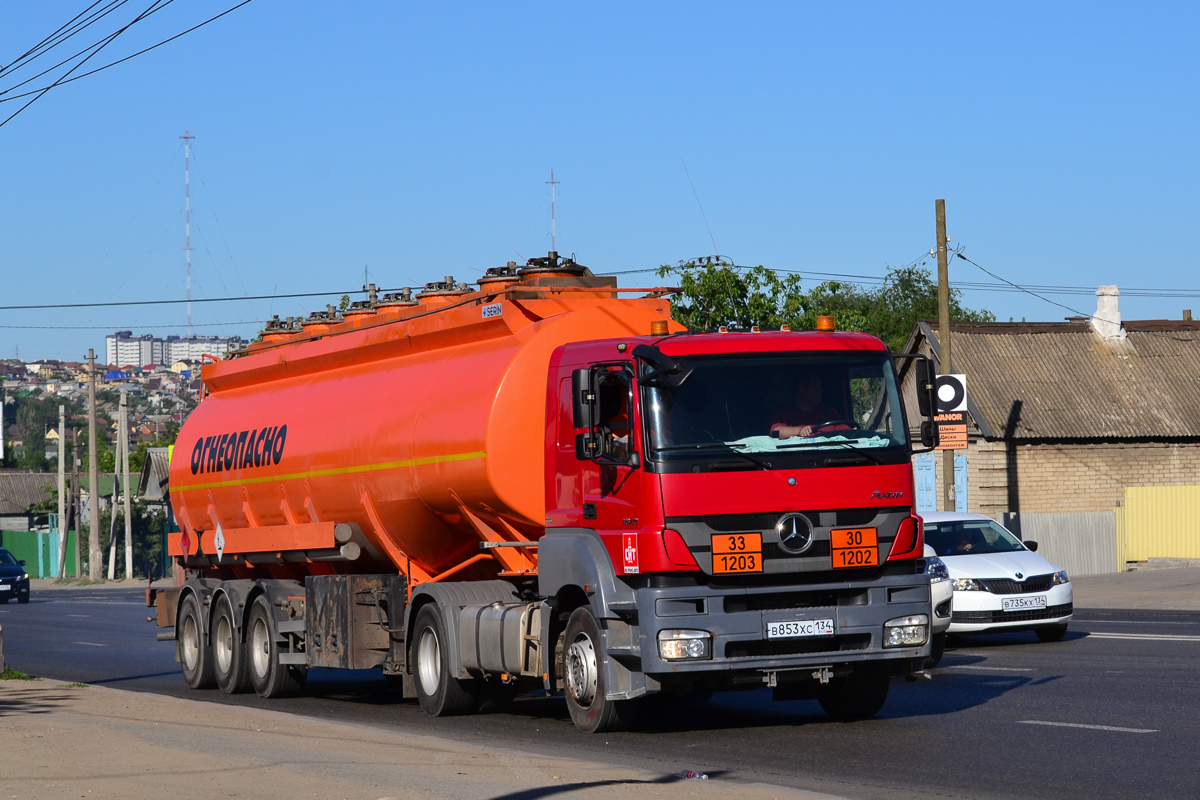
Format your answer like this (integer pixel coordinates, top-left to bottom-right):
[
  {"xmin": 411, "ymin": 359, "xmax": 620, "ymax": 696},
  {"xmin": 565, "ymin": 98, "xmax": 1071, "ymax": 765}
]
[{"xmin": 151, "ymin": 252, "xmax": 943, "ymax": 733}]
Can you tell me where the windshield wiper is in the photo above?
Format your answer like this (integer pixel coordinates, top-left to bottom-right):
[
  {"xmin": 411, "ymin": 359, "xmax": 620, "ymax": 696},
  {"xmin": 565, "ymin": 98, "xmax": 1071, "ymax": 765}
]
[
  {"xmin": 652, "ymin": 441, "xmax": 772, "ymax": 470},
  {"xmin": 774, "ymin": 435, "xmax": 875, "ymax": 450}
]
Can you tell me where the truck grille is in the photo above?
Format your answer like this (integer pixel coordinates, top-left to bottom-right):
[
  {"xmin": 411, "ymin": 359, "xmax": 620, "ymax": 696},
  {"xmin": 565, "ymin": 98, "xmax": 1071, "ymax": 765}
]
[
  {"xmin": 724, "ymin": 588, "xmax": 868, "ymax": 613},
  {"xmin": 692, "ymin": 507, "xmax": 899, "ymax": 533},
  {"xmin": 952, "ymin": 602, "xmax": 1073, "ymax": 624},
  {"xmin": 977, "ymin": 575, "xmax": 1055, "ymax": 594},
  {"xmin": 725, "ymin": 634, "xmax": 871, "ymax": 659}
]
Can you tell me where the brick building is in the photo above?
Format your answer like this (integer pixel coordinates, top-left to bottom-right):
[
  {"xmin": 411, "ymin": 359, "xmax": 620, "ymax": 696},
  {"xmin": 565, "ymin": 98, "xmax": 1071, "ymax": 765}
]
[{"xmin": 897, "ymin": 288, "xmax": 1200, "ymax": 518}]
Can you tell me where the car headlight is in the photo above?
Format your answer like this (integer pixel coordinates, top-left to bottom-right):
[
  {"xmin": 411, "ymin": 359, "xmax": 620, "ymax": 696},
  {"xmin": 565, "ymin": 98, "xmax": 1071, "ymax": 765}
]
[
  {"xmin": 924, "ymin": 556, "xmax": 949, "ymax": 583},
  {"xmin": 884, "ymin": 614, "xmax": 929, "ymax": 647},
  {"xmin": 1052, "ymin": 570, "xmax": 1069, "ymax": 585},
  {"xmin": 657, "ymin": 630, "xmax": 712, "ymax": 660},
  {"xmin": 952, "ymin": 578, "xmax": 983, "ymax": 591}
]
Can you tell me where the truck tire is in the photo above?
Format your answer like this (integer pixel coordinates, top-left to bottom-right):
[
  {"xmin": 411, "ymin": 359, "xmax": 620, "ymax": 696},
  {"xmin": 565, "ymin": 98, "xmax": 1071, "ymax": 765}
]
[
  {"xmin": 562, "ymin": 606, "xmax": 639, "ymax": 733},
  {"xmin": 817, "ymin": 662, "xmax": 890, "ymax": 721},
  {"xmin": 412, "ymin": 604, "xmax": 479, "ymax": 716},
  {"xmin": 212, "ymin": 594, "xmax": 250, "ymax": 694},
  {"xmin": 178, "ymin": 593, "xmax": 215, "ymax": 689},
  {"xmin": 247, "ymin": 595, "xmax": 302, "ymax": 699}
]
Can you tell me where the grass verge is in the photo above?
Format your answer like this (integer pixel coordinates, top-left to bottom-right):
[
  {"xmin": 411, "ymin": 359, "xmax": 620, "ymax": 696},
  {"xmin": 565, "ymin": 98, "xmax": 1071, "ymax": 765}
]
[{"xmin": 1, "ymin": 667, "xmax": 39, "ymax": 680}]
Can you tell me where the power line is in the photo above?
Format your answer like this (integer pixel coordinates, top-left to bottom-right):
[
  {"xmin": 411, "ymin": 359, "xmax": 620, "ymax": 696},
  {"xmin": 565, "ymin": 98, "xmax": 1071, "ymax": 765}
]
[
  {"xmin": 0, "ymin": 1, "xmax": 254, "ymax": 121},
  {"xmin": 0, "ymin": 288, "xmax": 365, "ymax": 312},
  {"xmin": 0, "ymin": 320, "xmax": 263, "ymax": 330}
]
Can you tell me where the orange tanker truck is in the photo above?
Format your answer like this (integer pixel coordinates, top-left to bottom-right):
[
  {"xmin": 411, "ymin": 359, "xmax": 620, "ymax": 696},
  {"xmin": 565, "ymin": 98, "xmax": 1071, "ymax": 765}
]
[{"xmin": 152, "ymin": 252, "xmax": 944, "ymax": 733}]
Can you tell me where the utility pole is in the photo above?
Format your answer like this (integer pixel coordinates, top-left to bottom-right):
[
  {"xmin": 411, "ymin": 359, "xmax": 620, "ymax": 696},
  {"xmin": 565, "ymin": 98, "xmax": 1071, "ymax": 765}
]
[
  {"xmin": 56, "ymin": 405, "xmax": 66, "ymax": 578},
  {"xmin": 181, "ymin": 130, "xmax": 195, "ymax": 337},
  {"xmin": 121, "ymin": 387, "xmax": 132, "ymax": 580},
  {"xmin": 71, "ymin": 431, "xmax": 80, "ymax": 578},
  {"xmin": 935, "ymin": 199, "xmax": 954, "ymax": 512},
  {"xmin": 87, "ymin": 349, "xmax": 101, "ymax": 579}
]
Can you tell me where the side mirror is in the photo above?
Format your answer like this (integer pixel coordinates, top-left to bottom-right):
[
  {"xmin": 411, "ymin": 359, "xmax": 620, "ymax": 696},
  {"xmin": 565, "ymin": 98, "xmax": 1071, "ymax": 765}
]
[
  {"xmin": 1023, "ymin": 540, "xmax": 1039, "ymax": 552},
  {"xmin": 18, "ymin": 560, "xmax": 26, "ymax": 566},
  {"xmin": 915, "ymin": 358, "xmax": 937, "ymax": 418},
  {"xmin": 575, "ymin": 432, "xmax": 598, "ymax": 460},
  {"xmin": 572, "ymin": 368, "xmax": 594, "ymax": 429},
  {"xmin": 920, "ymin": 420, "xmax": 939, "ymax": 449}
]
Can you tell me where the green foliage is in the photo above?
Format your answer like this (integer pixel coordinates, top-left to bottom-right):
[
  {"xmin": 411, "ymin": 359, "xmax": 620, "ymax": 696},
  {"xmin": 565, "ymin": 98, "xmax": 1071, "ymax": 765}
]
[
  {"xmin": 1, "ymin": 668, "xmax": 38, "ymax": 681},
  {"xmin": 1, "ymin": 393, "xmax": 86, "ymax": 471},
  {"xmin": 339, "ymin": 295, "xmax": 351, "ymax": 312},
  {"xmin": 90, "ymin": 497, "xmax": 169, "ymax": 580},
  {"xmin": 657, "ymin": 259, "xmax": 995, "ymax": 352}
]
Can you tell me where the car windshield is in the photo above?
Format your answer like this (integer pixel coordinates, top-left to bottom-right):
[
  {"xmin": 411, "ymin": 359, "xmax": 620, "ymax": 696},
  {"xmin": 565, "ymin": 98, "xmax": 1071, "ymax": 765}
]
[
  {"xmin": 925, "ymin": 520, "xmax": 1026, "ymax": 556},
  {"xmin": 0, "ymin": 550, "xmax": 18, "ymax": 566},
  {"xmin": 644, "ymin": 351, "xmax": 906, "ymax": 461}
]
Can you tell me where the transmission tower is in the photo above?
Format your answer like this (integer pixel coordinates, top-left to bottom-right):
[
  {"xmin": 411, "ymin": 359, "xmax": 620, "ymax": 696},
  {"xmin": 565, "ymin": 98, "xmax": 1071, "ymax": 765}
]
[
  {"xmin": 545, "ymin": 169, "xmax": 559, "ymax": 252},
  {"xmin": 180, "ymin": 130, "xmax": 195, "ymax": 336}
]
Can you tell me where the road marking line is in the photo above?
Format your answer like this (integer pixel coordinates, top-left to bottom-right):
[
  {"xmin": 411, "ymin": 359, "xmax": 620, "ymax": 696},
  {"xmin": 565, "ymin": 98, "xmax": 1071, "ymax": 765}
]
[
  {"xmin": 74, "ymin": 641, "xmax": 107, "ymax": 647},
  {"xmin": 943, "ymin": 665, "xmax": 1034, "ymax": 672},
  {"xmin": 67, "ymin": 614, "xmax": 91, "ymax": 617},
  {"xmin": 1087, "ymin": 632, "xmax": 1200, "ymax": 642},
  {"xmin": 1079, "ymin": 620, "xmax": 1200, "ymax": 626},
  {"xmin": 1019, "ymin": 720, "xmax": 1158, "ymax": 734}
]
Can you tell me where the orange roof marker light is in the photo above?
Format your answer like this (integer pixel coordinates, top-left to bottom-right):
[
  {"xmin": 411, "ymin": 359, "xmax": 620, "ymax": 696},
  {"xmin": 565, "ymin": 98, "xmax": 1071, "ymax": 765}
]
[
  {"xmin": 816, "ymin": 316, "xmax": 837, "ymax": 332},
  {"xmin": 650, "ymin": 319, "xmax": 670, "ymax": 336}
]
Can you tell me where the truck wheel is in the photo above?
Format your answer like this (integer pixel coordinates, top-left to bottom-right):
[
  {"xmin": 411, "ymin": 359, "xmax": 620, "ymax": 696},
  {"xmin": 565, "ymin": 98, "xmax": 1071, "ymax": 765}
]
[
  {"xmin": 212, "ymin": 594, "xmax": 250, "ymax": 694},
  {"xmin": 178, "ymin": 593, "xmax": 215, "ymax": 689},
  {"xmin": 817, "ymin": 662, "xmax": 890, "ymax": 721},
  {"xmin": 924, "ymin": 632, "xmax": 946, "ymax": 669},
  {"xmin": 1035, "ymin": 623, "xmax": 1068, "ymax": 642},
  {"xmin": 247, "ymin": 596, "xmax": 302, "ymax": 698},
  {"xmin": 412, "ymin": 604, "xmax": 479, "ymax": 716},
  {"xmin": 562, "ymin": 606, "xmax": 639, "ymax": 733}
]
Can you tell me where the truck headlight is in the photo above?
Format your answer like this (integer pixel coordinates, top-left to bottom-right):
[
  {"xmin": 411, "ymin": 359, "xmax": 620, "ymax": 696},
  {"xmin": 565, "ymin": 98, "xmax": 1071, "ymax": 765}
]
[
  {"xmin": 658, "ymin": 630, "xmax": 712, "ymax": 660},
  {"xmin": 924, "ymin": 556, "xmax": 949, "ymax": 583},
  {"xmin": 884, "ymin": 614, "xmax": 929, "ymax": 647},
  {"xmin": 1052, "ymin": 570, "xmax": 1069, "ymax": 585},
  {"xmin": 952, "ymin": 578, "xmax": 983, "ymax": 592}
]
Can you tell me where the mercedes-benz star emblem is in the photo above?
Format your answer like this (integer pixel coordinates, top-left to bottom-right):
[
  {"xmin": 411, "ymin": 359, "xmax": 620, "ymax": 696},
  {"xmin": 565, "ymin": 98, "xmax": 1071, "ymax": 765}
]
[{"xmin": 776, "ymin": 514, "xmax": 814, "ymax": 554}]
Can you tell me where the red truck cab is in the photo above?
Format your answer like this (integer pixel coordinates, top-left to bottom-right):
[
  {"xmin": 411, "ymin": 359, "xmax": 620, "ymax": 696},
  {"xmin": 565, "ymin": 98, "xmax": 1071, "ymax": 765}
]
[{"xmin": 538, "ymin": 327, "xmax": 933, "ymax": 729}]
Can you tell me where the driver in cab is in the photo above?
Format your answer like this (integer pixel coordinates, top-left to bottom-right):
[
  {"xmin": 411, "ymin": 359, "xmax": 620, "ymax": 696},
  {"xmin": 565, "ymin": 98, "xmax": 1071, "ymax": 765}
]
[{"xmin": 770, "ymin": 374, "xmax": 844, "ymax": 439}]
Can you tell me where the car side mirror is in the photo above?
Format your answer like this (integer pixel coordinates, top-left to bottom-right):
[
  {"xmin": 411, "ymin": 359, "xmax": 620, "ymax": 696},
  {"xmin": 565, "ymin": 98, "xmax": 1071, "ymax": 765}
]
[
  {"xmin": 18, "ymin": 560, "xmax": 26, "ymax": 566},
  {"xmin": 1023, "ymin": 540, "xmax": 1039, "ymax": 552}
]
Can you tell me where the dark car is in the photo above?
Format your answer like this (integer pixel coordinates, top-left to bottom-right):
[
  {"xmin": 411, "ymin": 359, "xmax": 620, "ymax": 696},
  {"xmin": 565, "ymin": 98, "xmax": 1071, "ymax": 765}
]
[{"xmin": 0, "ymin": 547, "xmax": 30, "ymax": 604}]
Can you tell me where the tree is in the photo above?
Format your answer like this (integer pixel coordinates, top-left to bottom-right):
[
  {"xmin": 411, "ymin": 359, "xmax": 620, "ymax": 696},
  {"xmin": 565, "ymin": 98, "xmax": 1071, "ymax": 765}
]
[{"xmin": 657, "ymin": 259, "xmax": 994, "ymax": 352}]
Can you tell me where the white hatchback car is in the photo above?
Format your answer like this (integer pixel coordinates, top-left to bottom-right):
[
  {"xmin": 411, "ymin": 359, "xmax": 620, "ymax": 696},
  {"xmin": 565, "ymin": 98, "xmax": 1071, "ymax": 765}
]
[{"xmin": 922, "ymin": 512, "xmax": 1072, "ymax": 641}]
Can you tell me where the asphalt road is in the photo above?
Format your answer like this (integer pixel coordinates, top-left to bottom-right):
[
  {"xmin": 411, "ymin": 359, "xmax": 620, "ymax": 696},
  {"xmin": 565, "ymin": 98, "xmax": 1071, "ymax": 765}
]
[{"xmin": 3, "ymin": 589, "xmax": 1198, "ymax": 800}]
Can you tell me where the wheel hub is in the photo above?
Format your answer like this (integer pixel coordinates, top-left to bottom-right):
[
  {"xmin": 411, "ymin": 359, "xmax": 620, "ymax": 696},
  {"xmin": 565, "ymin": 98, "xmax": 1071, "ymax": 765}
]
[
  {"xmin": 565, "ymin": 634, "xmax": 598, "ymax": 706},
  {"xmin": 417, "ymin": 628, "xmax": 442, "ymax": 696}
]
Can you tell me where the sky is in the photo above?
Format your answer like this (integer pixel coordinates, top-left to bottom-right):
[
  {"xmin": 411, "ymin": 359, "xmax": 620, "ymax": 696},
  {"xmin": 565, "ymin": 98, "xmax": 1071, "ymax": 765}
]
[{"xmin": 1, "ymin": 1, "xmax": 1198, "ymax": 360}]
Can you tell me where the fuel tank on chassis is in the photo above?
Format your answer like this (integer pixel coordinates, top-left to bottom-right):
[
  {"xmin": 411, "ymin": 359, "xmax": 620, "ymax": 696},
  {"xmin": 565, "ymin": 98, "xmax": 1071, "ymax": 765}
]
[{"xmin": 169, "ymin": 292, "xmax": 677, "ymax": 580}]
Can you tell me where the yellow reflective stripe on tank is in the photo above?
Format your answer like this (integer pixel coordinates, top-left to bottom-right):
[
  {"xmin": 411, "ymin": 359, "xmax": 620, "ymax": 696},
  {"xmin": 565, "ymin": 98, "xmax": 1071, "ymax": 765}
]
[{"xmin": 178, "ymin": 450, "xmax": 486, "ymax": 492}]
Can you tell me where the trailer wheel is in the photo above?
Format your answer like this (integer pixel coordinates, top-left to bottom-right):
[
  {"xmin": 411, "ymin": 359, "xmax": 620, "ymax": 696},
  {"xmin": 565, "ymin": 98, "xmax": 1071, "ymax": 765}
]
[
  {"xmin": 212, "ymin": 594, "xmax": 250, "ymax": 694},
  {"xmin": 247, "ymin": 596, "xmax": 302, "ymax": 699},
  {"xmin": 817, "ymin": 662, "xmax": 890, "ymax": 720},
  {"xmin": 562, "ymin": 606, "xmax": 639, "ymax": 733},
  {"xmin": 178, "ymin": 593, "xmax": 215, "ymax": 689},
  {"xmin": 412, "ymin": 604, "xmax": 478, "ymax": 716}
]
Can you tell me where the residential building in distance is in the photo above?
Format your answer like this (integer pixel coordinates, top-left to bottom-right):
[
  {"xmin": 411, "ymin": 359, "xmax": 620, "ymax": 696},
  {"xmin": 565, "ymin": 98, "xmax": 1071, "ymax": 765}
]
[
  {"xmin": 103, "ymin": 332, "xmax": 245, "ymax": 369},
  {"xmin": 105, "ymin": 331, "xmax": 165, "ymax": 368}
]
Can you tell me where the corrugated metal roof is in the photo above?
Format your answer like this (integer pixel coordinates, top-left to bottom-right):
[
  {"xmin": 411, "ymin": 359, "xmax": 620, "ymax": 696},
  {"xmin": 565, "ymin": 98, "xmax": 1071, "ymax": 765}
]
[
  {"xmin": 138, "ymin": 447, "xmax": 171, "ymax": 501},
  {"xmin": 0, "ymin": 473, "xmax": 56, "ymax": 515},
  {"xmin": 909, "ymin": 320, "xmax": 1200, "ymax": 440}
]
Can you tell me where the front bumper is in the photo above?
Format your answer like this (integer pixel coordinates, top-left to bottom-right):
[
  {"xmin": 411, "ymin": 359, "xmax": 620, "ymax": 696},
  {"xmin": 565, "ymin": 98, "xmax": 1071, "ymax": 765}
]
[
  {"xmin": 632, "ymin": 572, "xmax": 932, "ymax": 685},
  {"xmin": 947, "ymin": 584, "xmax": 1073, "ymax": 634},
  {"xmin": 0, "ymin": 580, "xmax": 29, "ymax": 599}
]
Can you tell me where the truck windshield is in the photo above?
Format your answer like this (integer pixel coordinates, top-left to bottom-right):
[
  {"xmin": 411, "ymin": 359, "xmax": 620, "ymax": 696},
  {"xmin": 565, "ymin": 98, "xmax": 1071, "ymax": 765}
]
[{"xmin": 644, "ymin": 352, "xmax": 906, "ymax": 466}]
